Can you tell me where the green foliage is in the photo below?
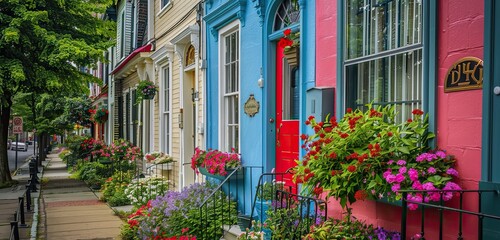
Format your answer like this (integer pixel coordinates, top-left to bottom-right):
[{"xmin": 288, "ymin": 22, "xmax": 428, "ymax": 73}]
[
  {"xmin": 256, "ymin": 181, "xmax": 285, "ymax": 201},
  {"xmin": 136, "ymin": 80, "xmax": 158, "ymax": 103},
  {"xmin": 101, "ymin": 171, "xmax": 134, "ymax": 207},
  {"xmin": 120, "ymin": 223, "xmax": 140, "ymax": 240},
  {"xmin": 75, "ymin": 161, "xmax": 112, "ymax": 188},
  {"xmin": 65, "ymin": 97, "xmax": 94, "ymax": 128},
  {"xmin": 264, "ymin": 204, "xmax": 313, "ymax": 240},
  {"xmin": 294, "ymin": 105, "xmax": 434, "ymax": 208}
]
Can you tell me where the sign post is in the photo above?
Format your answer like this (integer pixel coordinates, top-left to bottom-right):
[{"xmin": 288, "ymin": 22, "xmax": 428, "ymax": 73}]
[{"xmin": 13, "ymin": 117, "xmax": 23, "ymax": 171}]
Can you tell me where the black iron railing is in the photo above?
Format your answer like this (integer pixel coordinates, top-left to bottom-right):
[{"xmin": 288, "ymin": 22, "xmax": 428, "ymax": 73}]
[
  {"xmin": 250, "ymin": 169, "xmax": 298, "ymax": 225},
  {"xmin": 10, "ymin": 187, "xmax": 31, "ymax": 240},
  {"xmin": 400, "ymin": 189, "xmax": 500, "ymax": 240},
  {"xmin": 270, "ymin": 190, "xmax": 328, "ymax": 239},
  {"xmin": 196, "ymin": 165, "xmax": 264, "ymax": 239}
]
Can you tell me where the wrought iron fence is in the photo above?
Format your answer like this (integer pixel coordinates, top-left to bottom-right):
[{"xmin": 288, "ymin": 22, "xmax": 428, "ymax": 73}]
[
  {"xmin": 10, "ymin": 187, "xmax": 31, "ymax": 240},
  {"xmin": 400, "ymin": 189, "xmax": 500, "ymax": 240}
]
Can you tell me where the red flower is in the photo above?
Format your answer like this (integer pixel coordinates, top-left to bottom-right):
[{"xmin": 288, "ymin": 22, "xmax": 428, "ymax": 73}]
[
  {"xmin": 305, "ymin": 120, "xmax": 310, "ymax": 125},
  {"xmin": 412, "ymin": 109, "xmax": 424, "ymax": 115},
  {"xmin": 331, "ymin": 170, "xmax": 337, "ymax": 176},
  {"xmin": 354, "ymin": 190, "xmax": 368, "ymax": 200},
  {"xmin": 300, "ymin": 134, "xmax": 308, "ymax": 141},
  {"xmin": 347, "ymin": 165, "xmax": 357, "ymax": 172},
  {"xmin": 329, "ymin": 152, "xmax": 337, "ymax": 159},
  {"xmin": 313, "ymin": 186, "xmax": 323, "ymax": 196},
  {"xmin": 407, "ymin": 119, "xmax": 413, "ymax": 123},
  {"xmin": 278, "ymin": 37, "xmax": 293, "ymax": 48},
  {"xmin": 304, "ymin": 168, "xmax": 311, "ymax": 174},
  {"xmin": 387, "ymin": 131, "xmax": 393, "ymax": 137},
  {"xmin": 308, "ymin": 115, "xmax": 315, "ymax": 121},
  {"xmin": 347, "ymin": 108, "xmax": 352, "ymax": 113},
  {"xmin": 283, "ymin": 28, "xmax": 292, "ymax": 36}
]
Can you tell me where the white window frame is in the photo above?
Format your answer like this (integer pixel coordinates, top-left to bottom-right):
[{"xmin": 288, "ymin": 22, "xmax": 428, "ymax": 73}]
[
  {"xmin": 160, "ymin": 64, "xmax": 172, "ymax": 155},
  {"xmin": 158, "ymin": 0, "xmax": 172, "ymax": 17},
  {"xmin": 218, "ymin": 21, "xmax": 240, "ymax": 153}
]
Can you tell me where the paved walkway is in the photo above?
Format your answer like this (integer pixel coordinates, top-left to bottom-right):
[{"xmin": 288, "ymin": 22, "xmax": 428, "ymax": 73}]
[
  {"xmin": 40, "ymin": 153, "xmax": 123, "ymax": 240},
  {"xmin": 0, "ymin": 156, "xmax": 41, "ymax": 240}
]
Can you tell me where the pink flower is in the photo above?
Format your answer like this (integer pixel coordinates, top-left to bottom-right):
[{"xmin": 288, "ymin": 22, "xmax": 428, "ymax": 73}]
[
  {"xmin": 422, "ymin": 182, "xmax": 435, "ymax": 190},
  {"xmin": 427, "ymin": 167, "xmax": 436, "ymax": 174},
  {"xmin": 446, "ymin": 168, "xmax": 459, "ymax": 177},
  {"xmin": 412, "ymin": 181, "xmax": 423, "ymax": 190},
  {"xmin": 385, "ymin": 174, "xmax": 396, "ymax": 183},
  {"xmin": 383, "ymin": 169, "xmax": 392, "ymax": 178},
  {"xmin": 395, "ymin": 173, "xmax": 405, "ymax": 183},
  {"xmin": 399, "ymin": 166, "xmax": 407, "ymax": 174},
  {"xmin": 391, "ymin": 184, "xmax": 401, "ymax": 193},
  {"xmin": 436, "ymin": 150, "xmax": 446, "ymax": 158},
  {"xmin": 408, "ymin": 168, "xmax": 419, "ymax": 182},
  {"xmin": 397, "ymin": 160, "xmax": 406, "ymax": 166}
]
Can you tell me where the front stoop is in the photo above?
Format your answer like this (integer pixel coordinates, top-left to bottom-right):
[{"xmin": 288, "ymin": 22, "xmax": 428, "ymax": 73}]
[{"xmin": 221, "ymin": 225, "xmax": 244, "ymax": 240}]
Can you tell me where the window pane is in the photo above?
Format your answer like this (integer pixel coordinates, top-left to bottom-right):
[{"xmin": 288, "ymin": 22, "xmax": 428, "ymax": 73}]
[
  {"xmin": 346, "ymin": 49, "xmax": 422, "ymax": 121},
  {"xmin": 222, "ymin": 29, "xmax": 239, "ymax": 152},
  {"xmin": 163, "ymin": 67, "xmax": 169, "ymax": 112},
  {"xmin": 346, "ymin": 0, "xmax": 422, "ymax": 60}
]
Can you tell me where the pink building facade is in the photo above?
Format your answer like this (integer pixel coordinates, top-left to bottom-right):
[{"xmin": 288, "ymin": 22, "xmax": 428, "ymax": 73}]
[{"xmin": 315, "ymin": 0, "xmax": 500, "ymax": 238}]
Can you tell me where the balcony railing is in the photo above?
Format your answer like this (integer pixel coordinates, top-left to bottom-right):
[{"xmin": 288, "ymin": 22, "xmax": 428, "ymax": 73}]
[{"xmin": 400, "ymin": 189, "xmax": 500, "ymax": 240}]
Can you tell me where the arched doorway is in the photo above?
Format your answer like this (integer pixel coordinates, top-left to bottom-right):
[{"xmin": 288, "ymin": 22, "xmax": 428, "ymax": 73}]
[{"xmin": 273, "ymin": 0, "xmax": 301, "ymax": 188}]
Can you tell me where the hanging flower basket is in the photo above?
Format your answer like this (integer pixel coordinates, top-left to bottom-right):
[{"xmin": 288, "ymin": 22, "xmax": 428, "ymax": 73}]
[
  {"xmin": 279, "ymin": 28, "xmax": 300, "ymax": 66},
  {"xmin": 198, "ymin": 166, "xmax": 244, "ymax": 180},
  {"xmin": 137, "ymin": 80, "xmax": 158, "ymax": 102},
  {"xmin": 92, "ymin": 106, "xmax": 109, "ymax": 124}
]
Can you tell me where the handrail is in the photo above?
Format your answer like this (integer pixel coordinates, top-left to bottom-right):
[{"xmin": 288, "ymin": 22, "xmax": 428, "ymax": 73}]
[{"xmin": 198, "ymin": 165, "xmax": 243, "ymax": 207}]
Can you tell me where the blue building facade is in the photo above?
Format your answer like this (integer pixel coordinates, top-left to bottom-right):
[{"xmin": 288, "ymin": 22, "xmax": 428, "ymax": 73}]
[{"xmin": 203, "ymin": 0, "xmax": 317, "ymax": 215}]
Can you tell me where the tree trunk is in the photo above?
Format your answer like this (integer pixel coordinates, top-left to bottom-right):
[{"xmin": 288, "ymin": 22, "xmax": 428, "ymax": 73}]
[
  {"xmin": 0, "ymin": 104, "xmax": 13, "ymax": 183},
  {"xmin": 38, "ymin": 132, "xmax": 46, "ymax": 165}
]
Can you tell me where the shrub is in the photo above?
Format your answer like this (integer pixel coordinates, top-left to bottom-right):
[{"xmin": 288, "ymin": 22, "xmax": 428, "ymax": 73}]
[
  {"xmin": 125, "ymin": 182, "xmax": 237, "ymax": 240},
  {"xmin": 124, "ymin": 177, "xmax": 170, "ymax": 208},
  {"xmin": 101, "ymin": 171, "xmax": 134, "ymax": 207}
]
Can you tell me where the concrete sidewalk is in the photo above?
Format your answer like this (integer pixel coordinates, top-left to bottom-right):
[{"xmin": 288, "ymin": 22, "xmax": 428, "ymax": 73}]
[{"xmin": 39, "ymin": 153, "xmax": 124, "ymax": 240}]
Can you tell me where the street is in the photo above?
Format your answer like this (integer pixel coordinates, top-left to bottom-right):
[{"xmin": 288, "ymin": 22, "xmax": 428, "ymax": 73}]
[{"xmin": 8, "ymin": 144, "xmax": 35, "ymax": 172}]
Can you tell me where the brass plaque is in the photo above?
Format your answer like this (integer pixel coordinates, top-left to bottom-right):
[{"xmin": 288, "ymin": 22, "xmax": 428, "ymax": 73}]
[
  {"xmin": 244, "ymin": 94, "xmax": 260, "ymax": 117},
  {"xmin": 444, "ymin": 57, "xmax": 483, "ymax": 92}
]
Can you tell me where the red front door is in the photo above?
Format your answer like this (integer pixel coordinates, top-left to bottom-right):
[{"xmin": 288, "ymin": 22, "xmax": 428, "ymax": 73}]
[{"xmin": 275, "ymin": 44, "xmax": 299, "ymax": 189}]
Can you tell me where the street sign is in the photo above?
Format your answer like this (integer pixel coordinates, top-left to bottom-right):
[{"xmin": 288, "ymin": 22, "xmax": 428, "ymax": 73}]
[{"xmin": 13, "ymin": 116, "xmax": 23, "ymax": 134}]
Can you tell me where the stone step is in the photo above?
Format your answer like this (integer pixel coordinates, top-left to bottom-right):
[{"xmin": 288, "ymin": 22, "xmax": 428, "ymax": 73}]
[{"xmin": 221, "ymin": 225, "xmax": 244, "ymax": 240}]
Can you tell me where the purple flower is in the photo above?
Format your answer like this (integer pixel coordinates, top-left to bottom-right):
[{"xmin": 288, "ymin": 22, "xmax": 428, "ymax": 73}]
[
  {"xmin": 399, "ymin": 166, "xmax": 407, "ymax": 174},
  {"xmin": 408, "ymin": 168, "xmax": 419, "ymax": 182},
  {"xmin": 446, "ymin": 168, "xmax": 459, "ymax": 177},
  {"xmin": 427, "ymin": 167, "xmax": 436, "ymax": 174},
  {"xmin": 397, "ymin": 160, "xmax": 406, "ymax": 166}
]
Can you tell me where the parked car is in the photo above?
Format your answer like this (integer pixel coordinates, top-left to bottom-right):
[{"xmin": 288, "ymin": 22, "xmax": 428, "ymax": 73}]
[{"xmin": 10, "ymin": 142, "xmax": 28, "ymax": 151}]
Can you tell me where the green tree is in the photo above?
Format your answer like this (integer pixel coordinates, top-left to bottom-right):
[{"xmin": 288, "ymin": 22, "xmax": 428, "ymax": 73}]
[{"xmin": 0, "ymin": 0, "xmax": 115, "ymax": 184}]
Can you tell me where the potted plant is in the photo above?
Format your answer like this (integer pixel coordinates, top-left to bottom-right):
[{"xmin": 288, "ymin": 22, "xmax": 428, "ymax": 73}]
[
  {"xmin": 279, "ymin": 28, "xmax": 300, "ymax": 66},
  {"xmin": 255, "ymin": 181, "xmax": 285, "ymax": 223},
  {"xmin": 137, "ymin": 80, "xmax": 158, "ymax": 102},
  {"xmin": 92, "ymin": 106, "xmax": 108, "ymax": 123},
  {"xmin": 190, "ymin": 147, "xmax": 242, "ymax": 180}
]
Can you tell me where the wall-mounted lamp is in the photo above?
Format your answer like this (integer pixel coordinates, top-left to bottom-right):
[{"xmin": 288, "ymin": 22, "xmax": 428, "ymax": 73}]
[{"xmin": 257, "ymin": 67, "xmax": 264, "ymax": 88}]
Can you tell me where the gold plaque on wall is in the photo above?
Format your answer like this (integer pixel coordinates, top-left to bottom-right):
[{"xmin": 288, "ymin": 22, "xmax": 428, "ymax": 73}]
[
  {"xmin": 244, "ymin": 94, "xmax": 260, "ymax": 117},
  {"xmin": 444, "ymin": 57, "xmax": 483, "ymax": 92}
]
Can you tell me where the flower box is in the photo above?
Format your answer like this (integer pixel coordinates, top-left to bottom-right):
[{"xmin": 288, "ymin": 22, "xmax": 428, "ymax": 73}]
[
  {"xmin": 198, "ymin": 167, "xmax": 244, "ymax": 180},
  {"xmin": 155, "ymin": 163, "xmax": 174, "ymax": 171},
  {"xmin": 284, "ymin": 46, "xmax": 299, "ymax": 66}
]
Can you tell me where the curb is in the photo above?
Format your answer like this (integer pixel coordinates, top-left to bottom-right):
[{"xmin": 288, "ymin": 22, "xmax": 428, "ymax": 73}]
[{"xmin": 30, "ymin": 197, "xmax": 39, "ymax": 240}]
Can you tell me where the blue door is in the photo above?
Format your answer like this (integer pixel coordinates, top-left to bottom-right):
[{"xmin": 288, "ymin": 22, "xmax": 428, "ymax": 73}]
[{"xmin": 481, "ymin": 0, "xmax": 500, "ymax": 238}]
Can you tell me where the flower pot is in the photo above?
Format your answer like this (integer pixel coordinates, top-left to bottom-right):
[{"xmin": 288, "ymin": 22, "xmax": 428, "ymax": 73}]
[
  {"xmin": 143, "ymin": 93, "xmax": 155, "ymax": 100},
  {"xmin": 198, "ymin": 167, "xmax": 243, "ymax": 180},
  {"xmin": 255, "ymin": 199, "xmax": 271, "ymax": 223},
  {"xmin": 284, "ymin": 46, "xmax": 299, "ymax": 66}
]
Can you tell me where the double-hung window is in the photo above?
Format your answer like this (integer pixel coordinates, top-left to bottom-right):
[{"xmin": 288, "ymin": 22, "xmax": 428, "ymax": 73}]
[
  {"xmin": 161, "ymin": 0, "xmax": 170, "ymax": 9},
  {"xmin": 344, "ymin": 0, "xmax": 423, "ymax": 122},
  {"xmin": 220, "ymin": 23, "xmax": 240, "ymax": 152},
  {"xmin": 161, "ymin": 66, "xmax": 171, "ymax": 154}
]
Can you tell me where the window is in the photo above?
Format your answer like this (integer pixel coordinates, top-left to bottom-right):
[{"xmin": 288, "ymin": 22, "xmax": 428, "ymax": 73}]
[
  {"xmin": 344, "ymin": 0, "xmax": 423, "ymax": 122},
  {"xmin": 185, "ymin": 45, "xmax": 195, "ymax": 67},
  {"xmin": 220, "ymin": 24, "xmax": 240, "ymax": 152},
  {"xmin": 161, "ymin": 0, "xmax": 170, "ymax": 9},
  {"xmin": 161, "ymin": 66, "xmax": 171, "ymax": 154}
]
